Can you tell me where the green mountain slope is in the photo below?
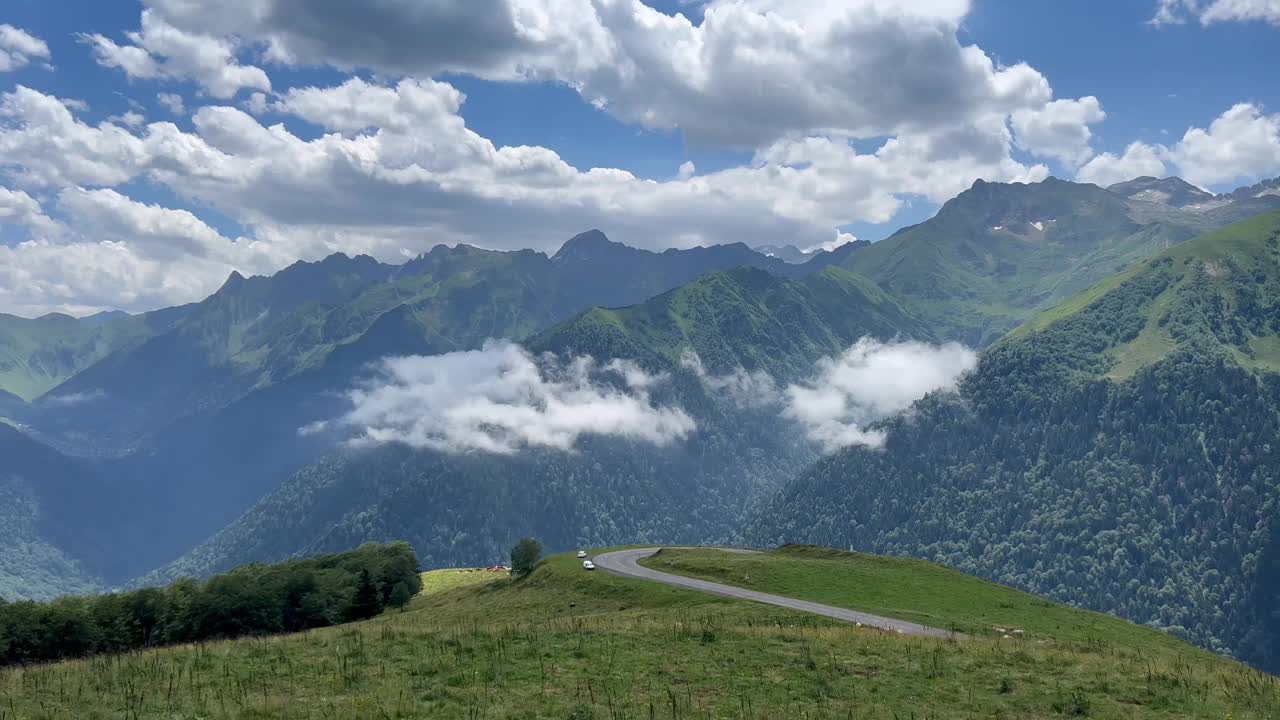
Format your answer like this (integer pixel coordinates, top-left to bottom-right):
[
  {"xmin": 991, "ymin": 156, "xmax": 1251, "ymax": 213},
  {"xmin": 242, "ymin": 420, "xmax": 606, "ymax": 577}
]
[
  {"xmin": 35, "ymin": 253, "xmax": 397, "ymax": 450},
  {"xmin": 841, "ymin": 176, "xmax": 1280, "ymax": 345},
  {"xmin": 34, "ymin": 234, "xmax": 809, "ymax": 451},
  {"xmin": 6, "ymin": 547, "xmax": 1275, "ymax": 718},
  {"xmin": 0, "ymin": 309, "xmax": 185, "ymax": 402},
  {"xmin": 147, "ymin": 267, "xmax": 930, "ymax": 584},
  {"xmin": 536, "ymin": 265, "xmax": 929, "ymax": 379},
  {"xmin": 752, "ymin": 212, "xmax": 1280, "ymax": 673}
]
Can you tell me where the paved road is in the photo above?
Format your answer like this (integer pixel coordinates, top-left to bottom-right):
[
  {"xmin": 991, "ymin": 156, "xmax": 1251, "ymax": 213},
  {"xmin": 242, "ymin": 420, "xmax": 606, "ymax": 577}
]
[{"xmin": 593, "ymin": 547, "xmax": 960, "ymax": 640}]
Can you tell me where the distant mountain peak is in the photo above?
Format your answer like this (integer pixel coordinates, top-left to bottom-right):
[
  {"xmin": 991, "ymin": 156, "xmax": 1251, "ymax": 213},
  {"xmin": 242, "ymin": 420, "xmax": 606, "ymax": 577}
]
[
  {"xmin": 813, "ymin": 238, "xmax": 869, "ymax": 263},
  {"xmin": 1107, "ymin": 176, "xmax": 1217, "ymax": 209},
  {"xmin": 552, "ymin": 229, "xmax": 630, "ymax": 262},
  {"xmin": 936, "ymin": 175, "xmax": 1127, "ymax": 230},
  {"xmin": 79, "ymin": 310, "xmax": 130, "ymax": 327},
  {"xmin": 752, "ymin": 243, "xmax": 811, "ymax": 264},
  {"xmin": 1224, "ymin": 175, "xmax": 1280, "ymax": 202},
  {"xmin": 219, "ymin": 270, "xmax": 247, "ymax": 290},
  {"xmin": 280, "ymin": 252, "xmax": 375, "ymax": 273}
]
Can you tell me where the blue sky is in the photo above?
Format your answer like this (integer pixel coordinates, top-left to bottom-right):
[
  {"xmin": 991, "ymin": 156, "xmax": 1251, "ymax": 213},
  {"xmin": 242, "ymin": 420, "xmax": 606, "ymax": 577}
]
[
  {"xmin": 0, "ymin": 0, "xmax": 1278, "ymax": 315},
  {"xmin": 965, "ymin": 2, "xmax": 1278, "ymax": 152}
]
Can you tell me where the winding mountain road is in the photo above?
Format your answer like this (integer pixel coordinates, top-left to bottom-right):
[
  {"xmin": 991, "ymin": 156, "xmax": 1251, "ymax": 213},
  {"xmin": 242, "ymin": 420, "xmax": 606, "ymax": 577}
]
[{"xmin": 593, "ymin": 547, "xmax": 960, "ymax": 640}]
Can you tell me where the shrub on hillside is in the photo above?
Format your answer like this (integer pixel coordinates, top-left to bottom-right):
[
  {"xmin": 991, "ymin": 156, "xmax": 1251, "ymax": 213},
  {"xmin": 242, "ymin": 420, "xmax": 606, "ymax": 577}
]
[{"xmin": 510, "ymin": 537, "xmax": 542, "ymax": 578}]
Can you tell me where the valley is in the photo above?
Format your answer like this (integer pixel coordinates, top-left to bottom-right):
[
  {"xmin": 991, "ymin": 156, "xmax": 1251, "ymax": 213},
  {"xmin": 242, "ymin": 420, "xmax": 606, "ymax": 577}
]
[{"xmin": 3, "ymin": 175, "xmax": 1280, "ymax": 681}]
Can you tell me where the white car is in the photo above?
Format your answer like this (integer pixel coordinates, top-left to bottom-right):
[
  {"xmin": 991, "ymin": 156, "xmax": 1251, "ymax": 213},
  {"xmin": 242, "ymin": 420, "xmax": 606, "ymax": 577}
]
[
  {"xmin": 577, "ymin": 550, "xmax": 587, "ymax": 558},
  {"xmin": 582, "ymin": 560, "xmax": 596, "ymax": 570}
]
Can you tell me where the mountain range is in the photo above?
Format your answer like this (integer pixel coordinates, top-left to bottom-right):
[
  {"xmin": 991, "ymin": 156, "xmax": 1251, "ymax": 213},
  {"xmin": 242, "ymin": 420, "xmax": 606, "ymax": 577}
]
[{"xmin": 3, "ymin": 174, "xmax": 1280, "ymax": 673}]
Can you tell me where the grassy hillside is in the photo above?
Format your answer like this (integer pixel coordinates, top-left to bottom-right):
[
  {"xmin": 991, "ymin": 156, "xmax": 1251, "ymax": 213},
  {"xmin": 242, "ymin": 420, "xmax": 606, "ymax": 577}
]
[
  {"xmin": 3, "ymin": 548, "xmax": 1275, "ymax": 718},
  {"xmin": 754, "ymin": 212, "xmax": 1280, "ymax": 674},
  {"xmin": 535, "ymin": 265, "xmax": 930, "ymax": 379},
  {"xmin": 1012, "ymin": 211, "xmax": 1280, "ymax": 377},
  {"xmin": 840, "ymin": 177, "xmax": 1275, "ymax": 346},
  {"xmin": 0, "ymin": 309, "xmax": 185, "ymax": 402},
  {"xmin": 644, "ymin": 547, "xmax": 1213, "ymax": 652}
]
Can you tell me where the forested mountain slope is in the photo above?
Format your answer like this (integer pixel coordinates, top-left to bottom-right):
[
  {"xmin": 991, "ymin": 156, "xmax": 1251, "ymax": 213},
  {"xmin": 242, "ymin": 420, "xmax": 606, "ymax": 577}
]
[
  {"xmin": 148, "ymin": 268, "xmax": 931, "ymax": 583},
  {"xmin": 754, "ymin": 212, "xmax": 1280, "ymax": 672},
  {"xmin": 0, "ymin": 424, "xmax": 101, "ymax": 600}
]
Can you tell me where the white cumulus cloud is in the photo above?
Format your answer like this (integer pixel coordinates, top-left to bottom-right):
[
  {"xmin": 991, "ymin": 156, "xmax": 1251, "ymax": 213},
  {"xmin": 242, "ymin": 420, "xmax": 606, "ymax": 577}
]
[
  {"xmin": 140, "ymin": 0, "xmax": 1055, "ymax": 148},
  {"xmin": 1200, "ymin": 0, "xmax": 1280, "ymax": 24},
  {"xmin": 157, "ymin": 92, "xmax": 186, "ymax": 116},
  {"xmin": 680, "ymin": 350, "xmax": 781, "ymax": 408},
  {"xmin": 0, "ymin": 186, "xmax": 60, "ymax": 236},
  {"xmin": 1077, "ymin": 142, "xmax": 1170, "ymax": 187},
  {"xmin": 1011, "ymin": 96, "xmax": 1106, "ymax": 167},
  {"xmin": 1075, "ymin": 103, "xmax": 1280, "ymax": 189},
  {"xmin": 80, "ymin": 10, "xmax": 270, "ymax": 99},
  {"xmin": 313, "ymin": 341, "xmax": 696, "ymax": 454},
  {"xmin": 1166, "ymin": 102, "xmax": 1280, "ymax": 187},
  {"xmin": 1152, "ymin": 0, "xmax": 1280, "ymax": 25},
  {"xmin": 0, "ymin": 25, "xmax": 50, "ymax": 72},
  {"xmin": 783, "ymin": 338, "xmax": 977, "ymax": 452}
]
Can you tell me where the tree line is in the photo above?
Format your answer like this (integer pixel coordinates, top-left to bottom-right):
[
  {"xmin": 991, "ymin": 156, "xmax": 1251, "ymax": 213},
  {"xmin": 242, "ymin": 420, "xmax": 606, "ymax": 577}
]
[{"xmin": 0, "ymin": 542, "xmax": 421, "ymax": 666}]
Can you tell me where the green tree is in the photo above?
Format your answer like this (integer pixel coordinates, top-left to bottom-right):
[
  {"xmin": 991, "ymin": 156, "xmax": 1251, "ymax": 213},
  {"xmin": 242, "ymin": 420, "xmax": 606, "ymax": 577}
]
[
  {"xmin": 348, "ymin": 569, "xmax": 383, "ymax": 621},
  {"xmin": 510, "ymin": 537, "xmax": 543, "ymax": 578},
  {"xmin": 389, "ymin": 582, "xmax": 414, "ymax": 611}
]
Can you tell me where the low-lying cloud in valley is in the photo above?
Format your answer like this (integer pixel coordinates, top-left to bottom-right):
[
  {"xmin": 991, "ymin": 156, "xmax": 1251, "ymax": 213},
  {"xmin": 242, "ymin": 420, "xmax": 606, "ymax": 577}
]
[
  {"xmin": 679, "ymin": 350, "xmax": 780, "ymax": 408},
  {"xmin": 317, "ymin": 338, "xmax": 978, "ymax": 456},
  {"xmin": 311, "ymin": 341, "xmax": 695, "ymax": 454},
  {"xmin": 783, "ymin": 339, "xmax": 978, "ymax": 452}
]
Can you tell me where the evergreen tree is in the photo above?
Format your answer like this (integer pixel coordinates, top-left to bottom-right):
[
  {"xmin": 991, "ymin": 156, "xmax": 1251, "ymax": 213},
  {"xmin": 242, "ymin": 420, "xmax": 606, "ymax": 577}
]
[{"xmin": 348, "ymin": 569, "xmax": 383, "ymax": 621}]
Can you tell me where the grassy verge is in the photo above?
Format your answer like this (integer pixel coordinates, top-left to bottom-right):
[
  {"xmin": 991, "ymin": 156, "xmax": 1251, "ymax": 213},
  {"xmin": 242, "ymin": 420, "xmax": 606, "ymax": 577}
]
[
  {"xmin": 641, "ymin": 546, "xmax": 1213, "ymax": 651},
  {"xmin": 1, "ymin": 548, "xmax": 1275, "ymax": 719}
]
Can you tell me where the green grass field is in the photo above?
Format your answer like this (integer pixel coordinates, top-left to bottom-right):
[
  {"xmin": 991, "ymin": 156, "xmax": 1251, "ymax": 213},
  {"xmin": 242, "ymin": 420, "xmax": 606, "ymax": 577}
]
[
  {"xmin": 1, "ymin": 548, "xmax": 1275, "ymax": 719},
  {"xmin": 642, "ymin": 546, "xmax": 1214, "ymax": 652},
  {"xmin": 417, "ymin": 567, "xmax": 507, "ymax": 596}
]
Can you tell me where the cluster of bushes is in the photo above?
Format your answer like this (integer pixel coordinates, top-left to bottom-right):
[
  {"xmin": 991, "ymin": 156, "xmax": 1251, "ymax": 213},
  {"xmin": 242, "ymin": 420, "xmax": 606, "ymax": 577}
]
[{"xmin": 0, "ymin": 542, "xmax": 421, "ymax": 665}]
